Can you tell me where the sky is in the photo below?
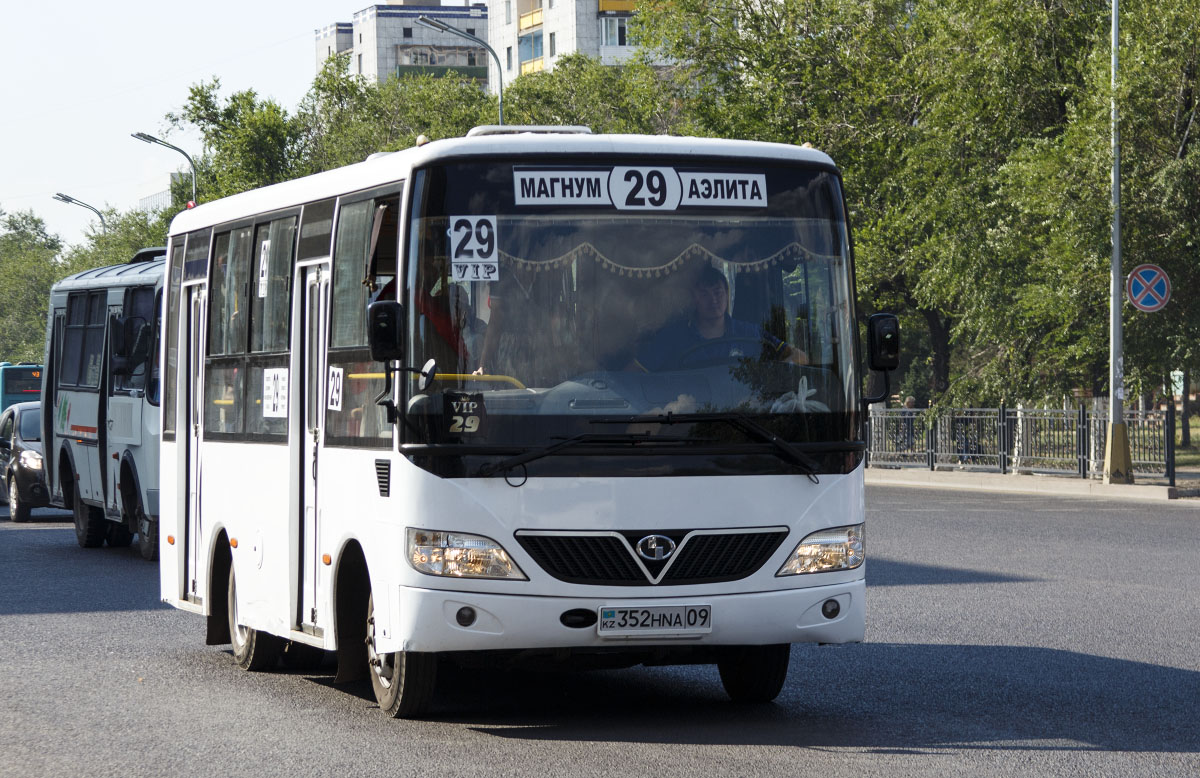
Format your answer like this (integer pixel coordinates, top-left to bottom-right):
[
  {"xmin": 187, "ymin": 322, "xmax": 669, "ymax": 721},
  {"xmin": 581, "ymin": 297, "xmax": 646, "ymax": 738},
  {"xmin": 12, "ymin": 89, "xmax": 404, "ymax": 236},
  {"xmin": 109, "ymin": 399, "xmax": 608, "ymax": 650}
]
[{"xmin": 1, "ymin": 1, "xmax": 462, "ymax": 250}]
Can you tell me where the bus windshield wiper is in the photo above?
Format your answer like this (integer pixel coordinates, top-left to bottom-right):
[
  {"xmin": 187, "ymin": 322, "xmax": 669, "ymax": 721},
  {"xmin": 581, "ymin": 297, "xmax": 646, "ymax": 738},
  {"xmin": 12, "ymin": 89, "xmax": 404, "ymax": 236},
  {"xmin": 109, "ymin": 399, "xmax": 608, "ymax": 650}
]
[
  {"xmin": 592, "ymin": 412, "xmax": 821, "ymax": 483},
  {"xmin": 476, "ymin": 431, "xmax": 707, "ymax": 477}
]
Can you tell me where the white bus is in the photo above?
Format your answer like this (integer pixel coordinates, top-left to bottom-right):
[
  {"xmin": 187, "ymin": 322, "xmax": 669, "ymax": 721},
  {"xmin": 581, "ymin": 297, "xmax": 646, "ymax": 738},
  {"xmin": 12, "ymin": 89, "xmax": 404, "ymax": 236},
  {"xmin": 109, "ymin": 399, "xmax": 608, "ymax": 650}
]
[
  {"xmin": 43, "ymin": 247, "xmax": 165, "ymax": 561},
  {"xmin": 159, "ymin": 128, "xmax": 898, "ymax": 717}
]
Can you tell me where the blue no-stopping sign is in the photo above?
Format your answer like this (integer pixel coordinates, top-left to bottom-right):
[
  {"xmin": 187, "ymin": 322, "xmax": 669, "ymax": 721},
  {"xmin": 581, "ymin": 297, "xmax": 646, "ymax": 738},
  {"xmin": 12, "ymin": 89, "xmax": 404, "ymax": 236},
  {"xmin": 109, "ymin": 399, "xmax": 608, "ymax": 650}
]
[{"xmin": 1126, "ymin": 264, "xmax": 1171, "ymax": 313}]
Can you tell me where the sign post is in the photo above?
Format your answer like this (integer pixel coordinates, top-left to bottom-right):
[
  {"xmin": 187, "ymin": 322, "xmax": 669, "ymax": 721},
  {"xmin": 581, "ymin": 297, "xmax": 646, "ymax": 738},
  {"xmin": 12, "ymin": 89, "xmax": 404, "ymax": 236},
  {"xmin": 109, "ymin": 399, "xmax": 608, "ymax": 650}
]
[{"xmin": 1104, "ymin": 0, "xmax": 1133, "ymax": 485}]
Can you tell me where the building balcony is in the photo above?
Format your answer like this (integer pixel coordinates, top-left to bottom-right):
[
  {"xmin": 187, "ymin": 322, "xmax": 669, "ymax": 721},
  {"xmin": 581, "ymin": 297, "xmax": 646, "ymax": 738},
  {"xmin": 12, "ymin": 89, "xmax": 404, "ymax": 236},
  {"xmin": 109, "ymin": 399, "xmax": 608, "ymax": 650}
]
[
  {"xmin": 520, "ymin": 57, "xmax": 544, "ymax": 75},
  {"xmin": 598, "ymin": 0, "xmax": 636, "ymax": 12},
  {"xmin": 518, "ymin": 8, "xmax": 543, "ymax": 31},
  {"xmin": 396, "ymin": 64, "xmax": 489, "ymax": 81}
]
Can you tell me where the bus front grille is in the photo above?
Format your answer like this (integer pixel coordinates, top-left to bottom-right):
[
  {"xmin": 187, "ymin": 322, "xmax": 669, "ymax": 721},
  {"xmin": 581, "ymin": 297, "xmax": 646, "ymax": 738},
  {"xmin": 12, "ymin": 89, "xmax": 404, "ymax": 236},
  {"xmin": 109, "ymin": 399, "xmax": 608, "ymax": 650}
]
[{"xmin": 515, "ymin": 528, "xmax": 788, "ymax": 586}]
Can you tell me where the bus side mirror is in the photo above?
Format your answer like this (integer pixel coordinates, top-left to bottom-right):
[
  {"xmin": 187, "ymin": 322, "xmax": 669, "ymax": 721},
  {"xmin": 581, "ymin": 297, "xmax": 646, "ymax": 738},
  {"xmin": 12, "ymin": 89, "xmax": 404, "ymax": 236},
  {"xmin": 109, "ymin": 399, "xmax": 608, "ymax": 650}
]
[
  {"xmin": 111, "ymin": 315, "xmax": 131, "ymax": 375},
  {"xmin": 128, "ymin": 321, "xmax": 152, "ymax": 363},
  {"xmin": 111, "ymin": 315, "xmax": 129, "ymax": 358},
  {"xmin": 867, "ymin": 313, "xmax": 900, "ymax": 372},
  {"xmin": 367, "ymin": 300, "xmax": 405, "ymax": 363}
]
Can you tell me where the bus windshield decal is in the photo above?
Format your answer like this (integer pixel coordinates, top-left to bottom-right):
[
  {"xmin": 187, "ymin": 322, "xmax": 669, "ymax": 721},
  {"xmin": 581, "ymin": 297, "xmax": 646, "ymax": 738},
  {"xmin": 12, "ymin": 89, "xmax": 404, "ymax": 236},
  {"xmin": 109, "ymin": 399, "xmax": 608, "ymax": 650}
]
[
  {"xmin": 449, "ymin": 215, "xmax": 500, "ymax": 282},
  {"xmin": 513, "ymin": 167, "xmax": 767, "ymax": 211}
]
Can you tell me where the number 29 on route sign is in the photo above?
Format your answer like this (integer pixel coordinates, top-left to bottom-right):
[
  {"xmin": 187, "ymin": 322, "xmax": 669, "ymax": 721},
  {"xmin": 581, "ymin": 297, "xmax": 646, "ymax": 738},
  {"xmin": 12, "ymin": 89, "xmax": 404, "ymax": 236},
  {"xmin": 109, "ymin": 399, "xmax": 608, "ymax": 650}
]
[{"xmin": 1126, "ymin": 264, "xmax": 1170, "ymax": 313}]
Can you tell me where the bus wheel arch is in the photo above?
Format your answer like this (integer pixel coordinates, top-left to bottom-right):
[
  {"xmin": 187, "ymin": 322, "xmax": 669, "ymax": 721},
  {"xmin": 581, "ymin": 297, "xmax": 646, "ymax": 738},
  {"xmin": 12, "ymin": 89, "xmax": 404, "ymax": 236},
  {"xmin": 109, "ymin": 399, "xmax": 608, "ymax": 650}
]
[
  {"xmin": 61, "ymin": 447, "xmax": 104, "ymax": 548},
  {"xmin": 213, "ymin": 528, "xmax": 282, "ymax": 670},
  {"xmin": 331, "ymin": 539, "xmax": 437, "ymax": 717},
  {"xmin": 332, "ymin": 540, "xmax": 370, "ymax": 684},
  {"xmin": 206, "ymin": 529, "xmax": 232, "ymax": 646},
  {"xmin": 57, "ymin": 447, "xmax": 75, "ymax": 510},
  {"xmin": 119, "ymin": 455, "xmax": 157, "ymax": 561}
]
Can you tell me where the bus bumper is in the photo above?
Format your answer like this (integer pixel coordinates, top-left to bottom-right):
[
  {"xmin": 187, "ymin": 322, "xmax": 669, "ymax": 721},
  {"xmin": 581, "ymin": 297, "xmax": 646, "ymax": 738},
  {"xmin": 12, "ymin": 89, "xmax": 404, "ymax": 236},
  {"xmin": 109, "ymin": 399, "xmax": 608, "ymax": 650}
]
[{"xmin": 388, "ymin": 579, "xmax": 865, "ymax": 654}]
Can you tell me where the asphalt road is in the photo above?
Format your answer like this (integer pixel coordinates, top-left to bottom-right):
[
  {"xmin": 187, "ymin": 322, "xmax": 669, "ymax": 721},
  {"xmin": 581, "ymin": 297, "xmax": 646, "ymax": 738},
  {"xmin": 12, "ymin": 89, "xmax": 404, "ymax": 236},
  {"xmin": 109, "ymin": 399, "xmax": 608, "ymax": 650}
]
[{"xmin": 2, "ymin": 488, "xmax": 1198, "ymax": 778}]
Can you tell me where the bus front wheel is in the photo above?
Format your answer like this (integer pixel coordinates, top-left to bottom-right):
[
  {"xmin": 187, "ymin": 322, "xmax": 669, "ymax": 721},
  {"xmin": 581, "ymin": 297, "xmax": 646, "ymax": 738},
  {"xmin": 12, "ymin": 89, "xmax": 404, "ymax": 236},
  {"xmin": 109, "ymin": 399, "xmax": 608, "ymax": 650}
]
[
  {"xmin": 72, "ymin": 483, "xmax": 106, "ymax": 548},
  {"xmin": 227, "ymin": 565, "xmax": 282, "ymax": 671},
  {"xmin": 366, "ymin": 592, "xmax": 436, "ymax": 718},
  {"xmin": 717, "ymin": 644, "xmax": 791, "ymax": 703}
]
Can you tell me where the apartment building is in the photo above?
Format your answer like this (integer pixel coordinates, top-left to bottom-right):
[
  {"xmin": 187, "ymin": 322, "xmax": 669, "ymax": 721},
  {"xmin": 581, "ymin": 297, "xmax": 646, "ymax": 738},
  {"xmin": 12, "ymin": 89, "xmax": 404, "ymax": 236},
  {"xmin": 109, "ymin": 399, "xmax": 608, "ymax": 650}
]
[
  {"xmin": 316, "ymin": 1, "xmax": 643, "ymax": 96},
  {"xmin": 316, "ymin": 2, "xmax": 490, "ymax": 84},
  {"xmin": 486, "ymin": 0, "xmax": 637, "ymax": 89}
]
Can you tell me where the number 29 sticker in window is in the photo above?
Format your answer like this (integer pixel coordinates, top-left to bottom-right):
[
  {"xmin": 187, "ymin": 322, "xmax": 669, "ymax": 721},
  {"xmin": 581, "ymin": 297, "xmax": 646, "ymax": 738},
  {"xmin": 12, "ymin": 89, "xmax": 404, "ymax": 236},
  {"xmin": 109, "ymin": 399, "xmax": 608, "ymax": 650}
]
[{"xmin": 448, "ymin": 216, "xmax": 498, "ymax": 282}]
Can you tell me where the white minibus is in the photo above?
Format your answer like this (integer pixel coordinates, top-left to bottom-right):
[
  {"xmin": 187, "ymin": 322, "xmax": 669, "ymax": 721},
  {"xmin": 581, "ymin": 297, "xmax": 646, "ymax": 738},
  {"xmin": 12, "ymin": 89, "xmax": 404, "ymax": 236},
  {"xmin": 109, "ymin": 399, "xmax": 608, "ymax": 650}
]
[{"xmin": 159, "ymin": 128, "xmax": 898, "ymax": 717}]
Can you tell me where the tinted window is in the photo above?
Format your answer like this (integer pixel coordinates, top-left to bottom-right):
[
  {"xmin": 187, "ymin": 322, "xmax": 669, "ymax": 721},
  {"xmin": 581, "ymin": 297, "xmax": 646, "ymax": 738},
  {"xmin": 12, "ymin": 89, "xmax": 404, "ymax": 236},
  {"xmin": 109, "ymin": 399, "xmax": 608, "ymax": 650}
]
[
  {"xmin": 61, "ymin": 291, "xmax": 107, "ymax": 389},
  {"xmin": 325, "ymin": 193, "xmax": 399, "ymax": 447},
  {"xmin": 163, "ymin": 239, "xmax": 186, "ymax": 436},
  {"xmin": 19, "ymin": 407, "xmax": 40, "ymax": 441},
  {"xmin": 209, "ymin": 227, "xmax": 253, "ymax": 356},
  {"xmin": 249, "ymin": 217, "xmax": 296, "ymax": 353}
]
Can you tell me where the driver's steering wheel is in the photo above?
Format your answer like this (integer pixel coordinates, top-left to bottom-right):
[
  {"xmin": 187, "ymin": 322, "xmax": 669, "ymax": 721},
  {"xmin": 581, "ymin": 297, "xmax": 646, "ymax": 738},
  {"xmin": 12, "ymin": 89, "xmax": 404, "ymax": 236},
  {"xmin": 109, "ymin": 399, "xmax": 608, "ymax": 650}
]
[{"xmin": 674, "ymin": 337, "xmax": 766, "ymax": 368}]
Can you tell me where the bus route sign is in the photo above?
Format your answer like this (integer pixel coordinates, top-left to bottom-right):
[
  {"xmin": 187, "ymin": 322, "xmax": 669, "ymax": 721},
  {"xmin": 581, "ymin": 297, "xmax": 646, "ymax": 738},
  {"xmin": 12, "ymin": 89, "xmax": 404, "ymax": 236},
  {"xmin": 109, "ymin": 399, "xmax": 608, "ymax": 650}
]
[{"xmin": 1126, "ymin": 264, "xmax": 1170, "ymax": 313}]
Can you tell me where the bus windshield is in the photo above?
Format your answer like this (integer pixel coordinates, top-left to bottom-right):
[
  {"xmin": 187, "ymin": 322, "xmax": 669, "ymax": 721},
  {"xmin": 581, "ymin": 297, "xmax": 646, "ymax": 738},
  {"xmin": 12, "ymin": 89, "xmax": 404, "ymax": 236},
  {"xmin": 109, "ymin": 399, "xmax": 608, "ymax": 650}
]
[{"xmin": 404, "ymin": 158, "xmax": 860, "ymax": 477}]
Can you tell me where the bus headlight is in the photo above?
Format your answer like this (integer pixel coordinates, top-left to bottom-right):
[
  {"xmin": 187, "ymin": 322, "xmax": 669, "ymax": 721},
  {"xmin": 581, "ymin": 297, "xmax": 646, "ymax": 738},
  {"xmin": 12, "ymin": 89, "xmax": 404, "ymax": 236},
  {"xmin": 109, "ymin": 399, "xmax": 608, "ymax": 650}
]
[
  {"xmin": 776, "ymin": 524, "xmax": 864, "ymax": 576},
  {"xmin": 19, "ymin": 450, "xmax": 43, "ymax": 470},
  {"xmin": 406, "ymin": 528, "xmax": 526, "ymax": 580}
]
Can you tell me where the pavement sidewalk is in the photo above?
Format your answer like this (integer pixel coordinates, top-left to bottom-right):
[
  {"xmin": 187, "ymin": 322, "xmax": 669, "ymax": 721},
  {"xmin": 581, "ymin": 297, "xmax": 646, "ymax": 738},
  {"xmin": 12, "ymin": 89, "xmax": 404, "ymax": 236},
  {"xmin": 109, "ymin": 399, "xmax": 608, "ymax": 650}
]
[{"xmin": 864, "ymin": 465, "xmax": 1200, "ymax": 504}]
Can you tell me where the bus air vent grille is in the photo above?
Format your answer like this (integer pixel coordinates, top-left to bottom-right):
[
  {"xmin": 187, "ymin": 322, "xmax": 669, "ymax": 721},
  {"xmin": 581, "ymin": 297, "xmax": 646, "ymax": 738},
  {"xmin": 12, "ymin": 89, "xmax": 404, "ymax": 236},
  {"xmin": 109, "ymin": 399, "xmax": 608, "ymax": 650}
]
[
  {"xmin": 375, "ymin": 459, "xmax": 391, "ymax": 497},
  {"xmin": 515, "ymin": 534, "xmax": 644, "ymax": 585},
  {"xmin": 515, "ymin": 528, "xmax": 788, "ymax": 586}
]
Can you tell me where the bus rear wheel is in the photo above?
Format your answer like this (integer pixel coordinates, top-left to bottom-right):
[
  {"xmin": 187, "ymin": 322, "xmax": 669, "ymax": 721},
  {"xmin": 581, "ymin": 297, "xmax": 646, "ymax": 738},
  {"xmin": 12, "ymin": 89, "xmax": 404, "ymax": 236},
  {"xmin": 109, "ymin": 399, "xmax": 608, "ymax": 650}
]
[
  {"xmin": 133, "ymin": 496, "xmax": 158, "ymax": 562},
  {"xmin": 366, "ymin": 592, "xmax": 436, "ymax": 718},
  {"xmin": 717, "ymin": 644, "xmax": 791, "ymax": 703},
  {"xmin": 72, "ymin": 483, "xmax": 106, "ymax": 548},
  {"xmin": 227, "ymin": 565, "xmax": 282, "ymax": 671}
]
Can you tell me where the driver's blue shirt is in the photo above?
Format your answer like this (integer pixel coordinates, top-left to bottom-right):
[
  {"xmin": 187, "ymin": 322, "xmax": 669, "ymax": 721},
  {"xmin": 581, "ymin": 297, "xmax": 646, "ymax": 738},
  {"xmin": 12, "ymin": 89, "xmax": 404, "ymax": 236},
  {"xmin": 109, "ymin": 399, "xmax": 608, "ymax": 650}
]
[{"xmin": 636, "ymin": 315, "xmax": 787, "ymax": 371}]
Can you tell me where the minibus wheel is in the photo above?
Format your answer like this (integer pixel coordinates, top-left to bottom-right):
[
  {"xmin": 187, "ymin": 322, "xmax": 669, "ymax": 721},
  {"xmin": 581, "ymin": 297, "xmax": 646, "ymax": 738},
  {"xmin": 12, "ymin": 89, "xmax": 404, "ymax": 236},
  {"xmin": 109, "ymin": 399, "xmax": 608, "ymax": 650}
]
[
  {"xmin": 717, "ymin": 644, "xmax": 791, "ymax": 703},
  {"xmin": 366, "ymin": 592, "xmax": 436, "ymax": 718},
  {"xmin": 72, "ymin": 483, "xmax": 106, "ymax": 548},
  {"xmin": 228, "ymin": 565, "xmax": 282, "ymax": 671},
  {"xmin": 107, "ymin": 521, "xmax": 134, "ymax": 547},
  {"xmin": 134, "ymin": 498, "xmax": 157, "ymax": 562}
]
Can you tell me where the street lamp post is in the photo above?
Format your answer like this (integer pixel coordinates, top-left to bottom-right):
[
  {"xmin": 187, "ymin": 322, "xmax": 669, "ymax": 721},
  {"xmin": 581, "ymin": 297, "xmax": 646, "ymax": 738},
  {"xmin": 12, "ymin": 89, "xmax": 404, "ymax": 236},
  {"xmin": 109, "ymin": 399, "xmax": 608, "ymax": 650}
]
[
  {"xmin": 131, "ymin": 132, "xmax": 198, "ymax": 205},
  {"xmin": 1104, "ymin": 0, "xmax": 1134, "ymax": 484},
  {"xmin": 53, "ymin": 192, "xmax": 106, "ymax": 233},
  {"xmin": 415, "ymin": 15, "xmax": 503, "ymax": 125}
]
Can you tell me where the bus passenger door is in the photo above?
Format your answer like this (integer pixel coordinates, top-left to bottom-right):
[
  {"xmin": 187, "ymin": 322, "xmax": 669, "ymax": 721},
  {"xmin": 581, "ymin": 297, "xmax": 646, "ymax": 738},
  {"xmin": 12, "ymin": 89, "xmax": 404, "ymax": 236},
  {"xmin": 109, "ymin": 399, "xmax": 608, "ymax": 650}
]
[
  {"xmin": 300, "ymin": 264, "xmax": 329, "ymax": 630},
  {"xmin": 184, "ymin": 285, "xmax": 207, "ymax": 602}
]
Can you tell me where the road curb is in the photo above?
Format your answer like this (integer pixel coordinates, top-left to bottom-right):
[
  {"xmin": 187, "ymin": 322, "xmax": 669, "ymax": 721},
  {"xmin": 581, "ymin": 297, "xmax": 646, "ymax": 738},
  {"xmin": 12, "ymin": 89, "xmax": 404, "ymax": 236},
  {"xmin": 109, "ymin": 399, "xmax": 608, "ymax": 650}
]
[{"xmin": 864, "ymin": 467, "xmax": 1199, "ymax": 504}]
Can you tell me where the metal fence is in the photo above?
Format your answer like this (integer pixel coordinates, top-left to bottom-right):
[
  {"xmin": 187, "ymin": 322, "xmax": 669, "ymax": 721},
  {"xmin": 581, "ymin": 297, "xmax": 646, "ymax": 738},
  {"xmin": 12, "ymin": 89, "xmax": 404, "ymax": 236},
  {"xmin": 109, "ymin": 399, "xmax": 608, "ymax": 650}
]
[{"xmin": 867, "ymin": 405, "xmax": 1176, "ymax": 485}]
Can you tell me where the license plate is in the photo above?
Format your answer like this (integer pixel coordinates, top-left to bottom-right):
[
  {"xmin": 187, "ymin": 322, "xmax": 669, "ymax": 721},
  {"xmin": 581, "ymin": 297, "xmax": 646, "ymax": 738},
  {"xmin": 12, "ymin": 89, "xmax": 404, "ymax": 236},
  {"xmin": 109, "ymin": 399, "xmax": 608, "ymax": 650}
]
[{"xmin": 597, "ymin": 604, "xmax": 712, "ymax": 637}]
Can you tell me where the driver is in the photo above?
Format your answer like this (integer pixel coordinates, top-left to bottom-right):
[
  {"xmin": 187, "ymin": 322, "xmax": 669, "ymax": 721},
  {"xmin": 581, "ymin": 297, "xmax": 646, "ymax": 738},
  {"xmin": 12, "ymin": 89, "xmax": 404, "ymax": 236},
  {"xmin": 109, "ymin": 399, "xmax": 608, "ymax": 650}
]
[{"xmin": 634, "ymin": 265, "xmax": 808, "ymax": 371}]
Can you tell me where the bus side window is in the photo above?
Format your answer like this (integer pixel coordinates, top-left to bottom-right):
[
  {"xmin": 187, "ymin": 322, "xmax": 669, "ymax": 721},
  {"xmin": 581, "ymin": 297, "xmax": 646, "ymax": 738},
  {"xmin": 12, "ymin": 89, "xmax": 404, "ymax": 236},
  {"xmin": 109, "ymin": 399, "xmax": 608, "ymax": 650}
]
[
  {"xmin": 206, "ymin": 228, "xmax": 253, "ymax": 435},
  {"xmin": 245, "ymin": 215, "xmax": 297, "ymax": 438},
  {"xmin": 325, "ymin": 193, "xmax": 400, "ymax": 448}
]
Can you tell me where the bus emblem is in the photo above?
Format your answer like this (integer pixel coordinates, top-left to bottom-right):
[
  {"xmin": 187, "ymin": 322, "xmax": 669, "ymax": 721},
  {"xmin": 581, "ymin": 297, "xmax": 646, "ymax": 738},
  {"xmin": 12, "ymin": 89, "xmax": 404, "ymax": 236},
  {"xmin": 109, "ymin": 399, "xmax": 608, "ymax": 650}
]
[{"xmin": 636, "ymin": 535, "xmax": 676, "ymax": 562}]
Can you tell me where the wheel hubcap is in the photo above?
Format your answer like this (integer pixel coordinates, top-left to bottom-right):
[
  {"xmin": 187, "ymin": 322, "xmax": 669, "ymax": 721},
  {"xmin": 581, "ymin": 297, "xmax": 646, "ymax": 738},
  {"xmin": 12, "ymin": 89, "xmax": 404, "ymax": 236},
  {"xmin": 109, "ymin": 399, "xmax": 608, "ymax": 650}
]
[
  {"xmin": 230, "ymin": 576, "xmax": 249, "ymax": 648},
  {"xmin": 367, "ymin": 611, "xmax": 396, "ymax": 689}
]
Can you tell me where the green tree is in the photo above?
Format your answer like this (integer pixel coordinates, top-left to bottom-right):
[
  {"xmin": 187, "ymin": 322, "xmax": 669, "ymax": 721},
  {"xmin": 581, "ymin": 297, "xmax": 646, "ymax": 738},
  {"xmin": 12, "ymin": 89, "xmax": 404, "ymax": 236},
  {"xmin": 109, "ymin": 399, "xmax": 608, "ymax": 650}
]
[
  {"xmin": 168, "ymin": 78, "xmax": 301, "ymax": 200},
  {"xmin": 294, "ymin": 54, "xmax": 493, "ymax": 173},
  {"xmin": 505, "ymin": 53, "xmax": 694, "ymax": 134},
  {"xmin": 0, "ymin": 208, "xmax": 63, "ymax": 362},
  {"xmin": 59, "ymin": 207, "xmax": 172, "ymax": 275}
]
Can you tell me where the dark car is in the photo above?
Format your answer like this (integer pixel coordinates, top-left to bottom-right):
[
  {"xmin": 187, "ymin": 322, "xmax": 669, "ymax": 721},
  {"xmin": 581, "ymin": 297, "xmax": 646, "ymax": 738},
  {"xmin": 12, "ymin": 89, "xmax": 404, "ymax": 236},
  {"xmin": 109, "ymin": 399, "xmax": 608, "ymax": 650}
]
[{"xmin": 0, "ymin": 401, "xmax": 49, "ymax": 522}]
